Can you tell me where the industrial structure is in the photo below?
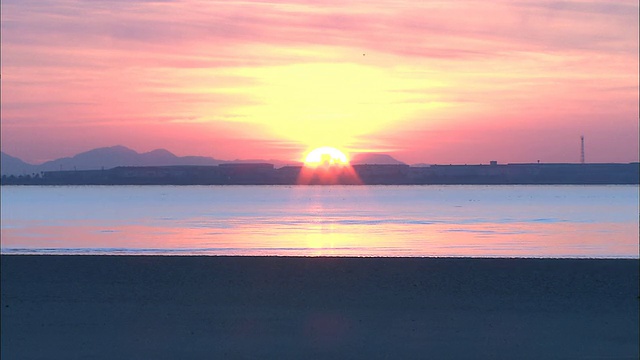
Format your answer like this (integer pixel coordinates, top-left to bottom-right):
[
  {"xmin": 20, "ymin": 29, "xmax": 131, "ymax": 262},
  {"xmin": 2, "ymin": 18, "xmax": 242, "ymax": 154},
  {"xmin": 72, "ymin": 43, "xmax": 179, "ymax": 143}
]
[{"xmin": 581, "ymin": 135, "xmax": 585, "ymax": 164}]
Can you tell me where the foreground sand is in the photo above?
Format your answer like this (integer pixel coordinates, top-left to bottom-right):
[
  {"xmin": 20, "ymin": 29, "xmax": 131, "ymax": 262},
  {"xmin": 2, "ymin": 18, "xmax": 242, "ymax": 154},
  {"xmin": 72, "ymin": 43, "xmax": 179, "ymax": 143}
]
[{"xmin": 1, "ymin": 256, "xmax": 638, "ymax": 359}]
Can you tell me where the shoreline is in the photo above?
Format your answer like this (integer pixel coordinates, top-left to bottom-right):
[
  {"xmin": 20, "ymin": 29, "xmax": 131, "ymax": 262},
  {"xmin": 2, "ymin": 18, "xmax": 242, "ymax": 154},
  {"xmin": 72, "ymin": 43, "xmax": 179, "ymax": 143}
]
[
  {"xmin": 3, "ymin": 162, "xmax": 638, "ymax": 185},
  {"xmin": 3, "ymin": 249, "xmax": 640, "ymax": 258},
  {"xmin": 2, "ymin": 255, "xmax": 638, "ymax": 359}
]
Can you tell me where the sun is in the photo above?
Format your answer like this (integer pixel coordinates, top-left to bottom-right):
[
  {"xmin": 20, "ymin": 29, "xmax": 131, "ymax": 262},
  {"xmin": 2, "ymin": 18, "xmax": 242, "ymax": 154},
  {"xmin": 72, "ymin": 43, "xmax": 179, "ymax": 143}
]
[{"xmin": 304, "ymin": 147, "xmax": 350, "ymax": 167}]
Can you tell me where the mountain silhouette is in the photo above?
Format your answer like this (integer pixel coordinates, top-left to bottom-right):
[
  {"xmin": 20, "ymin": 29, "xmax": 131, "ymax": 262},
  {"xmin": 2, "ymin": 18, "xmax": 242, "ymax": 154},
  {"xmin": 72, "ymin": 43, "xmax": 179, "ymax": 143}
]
[
  {"xmin": 29, "ymin": 146, "xmax": 215, "ymax": 172},
  {"xmin": 1, "ymin": 152, "xmax": 38, "ymax": 176},
  {"xmin": 1, "ymin": 146, "xmax": 225, "ymax": 175}
]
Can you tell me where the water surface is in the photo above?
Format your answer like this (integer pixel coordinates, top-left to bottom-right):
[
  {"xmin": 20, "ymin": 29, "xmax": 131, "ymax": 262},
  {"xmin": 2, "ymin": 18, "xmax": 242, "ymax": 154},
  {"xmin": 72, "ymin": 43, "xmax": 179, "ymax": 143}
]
[{"xmin": 1, "ymin": 185, "xmax": 637, "ymax": 257}]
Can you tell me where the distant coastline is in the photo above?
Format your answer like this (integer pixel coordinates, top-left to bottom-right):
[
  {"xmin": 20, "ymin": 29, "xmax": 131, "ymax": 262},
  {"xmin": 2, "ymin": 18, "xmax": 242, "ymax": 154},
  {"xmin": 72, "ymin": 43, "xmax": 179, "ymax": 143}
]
[{"xmin": 2, "ymin": 162, "xmax": 638, "ymax": 185}]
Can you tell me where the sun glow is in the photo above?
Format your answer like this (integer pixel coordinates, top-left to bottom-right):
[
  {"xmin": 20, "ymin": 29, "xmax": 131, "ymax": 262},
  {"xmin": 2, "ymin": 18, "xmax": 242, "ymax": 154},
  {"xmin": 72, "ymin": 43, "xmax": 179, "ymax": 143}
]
[
  {"xmin": 304, "ymin": 146, "xmax": 349, "ymax": 167},
  {"xmin": 299, "ymin": 146, "xmax": 361, "ymax": 184},
  {"xmin": 226, "ymin": 63, "xmax": 444, "ymax": 149}
]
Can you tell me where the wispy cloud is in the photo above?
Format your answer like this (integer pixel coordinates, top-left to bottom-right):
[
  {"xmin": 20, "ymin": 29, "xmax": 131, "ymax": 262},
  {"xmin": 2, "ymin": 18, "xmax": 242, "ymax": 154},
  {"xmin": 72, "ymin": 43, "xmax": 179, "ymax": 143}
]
[{"xmin": 1, "ymin": 0, "xmax": 637, "ymax": 162}]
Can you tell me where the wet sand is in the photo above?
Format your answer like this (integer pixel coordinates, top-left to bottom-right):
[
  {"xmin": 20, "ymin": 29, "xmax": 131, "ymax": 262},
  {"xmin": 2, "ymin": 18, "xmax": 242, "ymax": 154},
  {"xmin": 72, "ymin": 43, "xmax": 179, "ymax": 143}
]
[{"xmin": 1, "ymin": 255, "xmax": 638, "ymax": 359}]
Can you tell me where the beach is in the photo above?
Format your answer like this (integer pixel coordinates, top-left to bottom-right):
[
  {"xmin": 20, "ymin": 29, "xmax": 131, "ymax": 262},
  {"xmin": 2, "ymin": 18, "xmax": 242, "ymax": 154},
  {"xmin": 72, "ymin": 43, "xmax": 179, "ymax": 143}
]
[{"xmin": 1, "ymin": 255, "xmax": 638, "ymax": 359}]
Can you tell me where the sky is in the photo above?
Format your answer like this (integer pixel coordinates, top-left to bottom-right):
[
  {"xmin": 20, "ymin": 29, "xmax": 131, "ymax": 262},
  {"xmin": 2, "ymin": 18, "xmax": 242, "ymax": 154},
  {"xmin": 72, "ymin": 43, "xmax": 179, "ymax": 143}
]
[{"xmin": 1, "ymin": 0, "xmax": 638, "ymax": 165}]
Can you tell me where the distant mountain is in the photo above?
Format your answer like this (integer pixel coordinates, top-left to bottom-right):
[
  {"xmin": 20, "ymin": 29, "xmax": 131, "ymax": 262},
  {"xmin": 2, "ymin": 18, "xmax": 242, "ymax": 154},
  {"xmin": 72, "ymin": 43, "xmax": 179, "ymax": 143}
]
[
  {"xmin": 1, "ymin": 152, "xmax": 38, "ymax": 176},
  {"xmin": 37, "ymin": 146, "xmax": 227, "ymax": 172},
  {"xmin": 1, "ymin": 146, "xmax": 228, "ymax": 175},
  {"xmin": 350, "ymin": 153, "xmax": 405, "ymax": 165}
]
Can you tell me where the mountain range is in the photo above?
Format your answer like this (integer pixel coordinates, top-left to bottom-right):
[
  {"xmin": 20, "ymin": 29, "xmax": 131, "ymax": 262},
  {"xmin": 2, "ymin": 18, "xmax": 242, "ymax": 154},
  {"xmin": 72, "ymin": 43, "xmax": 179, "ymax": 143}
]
[{"xmin": 1, "ymin": 146, "xmax": 404, "ymax": 176}]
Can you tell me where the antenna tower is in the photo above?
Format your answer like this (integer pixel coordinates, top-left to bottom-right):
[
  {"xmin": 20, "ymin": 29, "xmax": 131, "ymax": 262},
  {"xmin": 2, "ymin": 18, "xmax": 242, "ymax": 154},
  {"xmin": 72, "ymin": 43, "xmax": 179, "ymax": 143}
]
[{"xmin": 580, "ymin": 135, "xmax": 585, "ymax": 164}]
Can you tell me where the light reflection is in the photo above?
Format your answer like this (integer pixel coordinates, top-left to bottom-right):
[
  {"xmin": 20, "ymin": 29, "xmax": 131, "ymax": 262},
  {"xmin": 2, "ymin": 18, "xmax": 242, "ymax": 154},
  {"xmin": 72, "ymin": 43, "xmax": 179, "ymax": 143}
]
[
  {"xmin": 2, "ymin": 216, "xmax": 638, "ymax": 258},
  {"xmin": 297, "ymin": 164, "xmax": 362, "ymax": 185},
  {"xmin": 1, "ymin": 185, "xmax": 638, "ymax": 258}
]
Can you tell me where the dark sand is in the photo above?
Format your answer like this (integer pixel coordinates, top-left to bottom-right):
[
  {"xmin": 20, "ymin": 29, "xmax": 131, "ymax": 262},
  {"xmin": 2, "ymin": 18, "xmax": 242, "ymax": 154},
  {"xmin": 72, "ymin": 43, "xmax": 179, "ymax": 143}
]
[{"xmin": 1, "ymin": 256, "xmax": 638, "ymax": 359}]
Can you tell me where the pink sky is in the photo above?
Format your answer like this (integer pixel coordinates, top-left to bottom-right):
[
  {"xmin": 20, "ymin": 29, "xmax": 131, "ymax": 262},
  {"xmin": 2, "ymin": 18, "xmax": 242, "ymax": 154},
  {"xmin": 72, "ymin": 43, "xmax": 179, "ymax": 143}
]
[{"xmin": 1, "ymin": 0, "xmax": 638, "ymax": 164}]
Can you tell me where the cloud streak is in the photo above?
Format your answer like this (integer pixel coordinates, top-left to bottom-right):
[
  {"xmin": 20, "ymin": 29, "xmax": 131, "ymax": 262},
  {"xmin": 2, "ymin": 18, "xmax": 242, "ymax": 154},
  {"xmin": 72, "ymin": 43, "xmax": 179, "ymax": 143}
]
[{"xmin": 1, "ymin": 0, "xmax": 637, "ymax": 163}]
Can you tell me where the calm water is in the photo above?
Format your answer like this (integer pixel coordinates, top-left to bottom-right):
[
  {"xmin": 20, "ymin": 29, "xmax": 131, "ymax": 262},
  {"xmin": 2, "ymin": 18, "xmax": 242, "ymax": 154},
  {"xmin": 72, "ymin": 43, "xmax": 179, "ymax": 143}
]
[{"xmin": 1, "ymin": 185, "xmax": 638, "ymax": 258}]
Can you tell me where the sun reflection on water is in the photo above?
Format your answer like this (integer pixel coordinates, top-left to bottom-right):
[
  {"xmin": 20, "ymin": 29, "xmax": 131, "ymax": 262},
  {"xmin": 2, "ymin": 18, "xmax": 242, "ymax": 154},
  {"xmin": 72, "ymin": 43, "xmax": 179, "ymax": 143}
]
[{"xmin": 1, "ymin": 185, "xmax": 638, "ymax": 258}]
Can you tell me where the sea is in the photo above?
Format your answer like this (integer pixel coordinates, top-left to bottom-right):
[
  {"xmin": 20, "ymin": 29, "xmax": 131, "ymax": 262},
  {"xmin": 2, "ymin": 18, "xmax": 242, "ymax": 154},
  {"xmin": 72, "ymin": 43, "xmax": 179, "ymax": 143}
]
[{"xmin": 1, "ymin": 185, "xmax": 638, "ymax": 258}]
